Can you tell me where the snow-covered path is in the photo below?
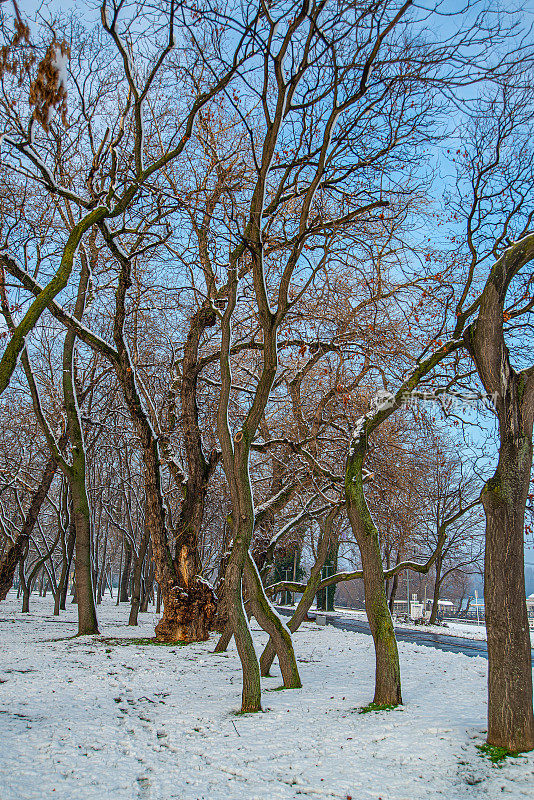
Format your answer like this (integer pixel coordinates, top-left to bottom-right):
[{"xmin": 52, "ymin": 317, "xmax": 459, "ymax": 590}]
[{"xmin": 1, "ymin": 594, "xmax": 533, "ymax": 800}]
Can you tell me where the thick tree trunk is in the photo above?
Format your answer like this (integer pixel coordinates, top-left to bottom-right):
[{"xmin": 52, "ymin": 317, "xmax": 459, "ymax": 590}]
[
  {"xmin": 482, "ymin": 446, "xmax": 534, "ymax": 752},
  {"xmin": 106, "ymin": 238, "xmax": 217, "ymax": 643},
  {"xmin": 154, "ymin": 574, "xmax": 216, "ymax": 642},
  {"xmin": 70, "ymin": 473, "xmax": 99, "ymax": 635},
  {"xmin": 161, "ymin": 302, "xmax": 220, "ymax": 640},
  {"xmin": 463, "ymin": 236, "xmax": 534, "ymax": 752}
]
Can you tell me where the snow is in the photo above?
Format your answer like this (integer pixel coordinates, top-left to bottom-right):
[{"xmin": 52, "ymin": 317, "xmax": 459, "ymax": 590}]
[
  {"xmin": 51, "ymin": 45, "xmax": 69, "ymax": 91},
  {"xmin": 1, "ymin": 592, "xmax": 534, "ymax": 800}
]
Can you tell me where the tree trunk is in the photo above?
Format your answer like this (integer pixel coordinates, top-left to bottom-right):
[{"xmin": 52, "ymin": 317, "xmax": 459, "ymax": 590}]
[
  {"xmin": 0, "ymin": 453, "xmax": 59, "ymax": 601},
  {"xmin": 346, "ymin": 443, "xmax": 401, "ymax": 706},
  {"xmin": 388, "ymin": 549, "xmax": 401, "ymax": 613},
  {"xmin": 19, "ymin": 552, "xmax": 30, "ymax": 612},
  {"xmin": 244, "ymin": 553, "xmax": 301, "ymax": 688},
  {"xmin": 214, "ymin": 620, "xmax": 234, "ymax": 653},
  {"xmin": 428, "ymin": 556, "xmax": 442, "ymax": 625},
  {"xmin": 55, "ymin": 510, "xmax": 74, "ymax": 616},
  {"xmin": 105, "ymin": 238, "xmax": 217, "ymax": 643},
  {"xmin": 481, "ymin": 446, "xmax": 534, "ymax": 752},
  {"xmin": 61, "ymin": 248, "xmax": 99, "ymax": 636},
  {"xmin": 59, "ymin": 522, "xmax": 75, "ymax": 611},
  {"xmin": 119, "ymin": 537, "xmax": 132, "ymax": 602},
  {"xmin": 70, "ymin": 472, "xmax": 99, "ymax": 634},
  {"xmin": 224, "ymin": 539, "xmax": 262, "ymax": 712},
  {"xmin": 388, "ymin": 571, "xmax": 399, "ymax": 614},
  {"xmin": 96, "ymin": 533, "xmax": 108, "ymax": 604},
  {"xmin": 160, "ymin": 301, "xmax": 220, "ymax": 639},
  {"xmin": 129, "ymin": 525, "xmax": 150, "ymax": 626},
  {"xmin": 464, "ymin": 236, "xmax": 534, "ymax": 752},
  {"xmin": 260, "ymin": 506, "xmax": 339, "ymax": 677}
]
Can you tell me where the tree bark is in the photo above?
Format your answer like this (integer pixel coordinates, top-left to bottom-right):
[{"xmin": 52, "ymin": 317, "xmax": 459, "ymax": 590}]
[
  {"xmin": 119, "ymin": 537, "xmax": 132, "ymax": 602},
  {"xmin": 346, "ymin": 442, "xmax": 401, "ymax": 706},
  {"xmin": 481, "ymin": 444, "xmax": 534, "ymax": 751},
  {"xmin": 464, "ymin": 235, "xmax": 534, "ymax": 752},
  {"xmin": 428, "ymin": 555, "xmax": 442, "ymax": 625},
  {"xmin": 61, "ymin": 255, "xmax": 99, "ymax": 635},
  {"xmin": 0, "ymin": 453, "xmax": 59, "ymax": 601},
  {"xmin": 103, "ymin": 230, "xmax": 217, "ymax": 643},
  {"xmin": 129, "ymin": 525, "xmax": 150, "ymax": 626},
  {"xmin": 59, "ymin": 521, "xmax": 76, "ymax": 611},
  {"xmin": 260, "ymin": 506, "xmax": 340, "ymax": 677},
  {"xmin": 244, "ymin": 552, "xmax": 301, "ymax": 688}
]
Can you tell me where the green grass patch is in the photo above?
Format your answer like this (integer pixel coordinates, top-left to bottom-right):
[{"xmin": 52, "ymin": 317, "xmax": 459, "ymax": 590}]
[
  {"xmin": 265, "ymin": 685, "xmax": 292, "ymax": 692},
  {"xmin": 101, "ymin": 637, "xmax": 190, "ymax": 647},
  {"xmin": 476, "ymin": 743, "xmax": 524, "ymax": 766},
  {"xmin": 358, "ymin": 701, "xmax": 401, "ymax": 714},
  {"xmin": 233, "ymin": 708, "xmax": 263, "ymax": 715}
]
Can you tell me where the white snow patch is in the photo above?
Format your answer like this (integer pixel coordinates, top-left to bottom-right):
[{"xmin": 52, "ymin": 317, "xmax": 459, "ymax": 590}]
[
  {"xmin": 0, "ymin": 593, "xmax": 533, "ymax": 799},
  {"xmin": 51, "ymin": 45, "xmax": 69, "ymax": 91}
]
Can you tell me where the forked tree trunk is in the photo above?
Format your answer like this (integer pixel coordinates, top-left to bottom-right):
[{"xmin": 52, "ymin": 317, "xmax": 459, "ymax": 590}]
[
  {"xmin": 55, "ymin": 509, "xmax": 75, "ymax": 616},
  {"xmin": 244, "ymin": 553, "xmax": 301, "ymax": 688},
  {"xmin": 223, "ymin": 527, "xmax": 262, "ymax": 712},
  {"xmin": 214, "ymin": 552, "xmax": 302, "ymax": 691},
  {"xmin": 464, "ymin": 235, "xmax": 534, "ymax": 752},
  {"xmin": 105, "ymin": 234, "xmax": 217, "ymax": 643},
  {"xmin": 260, "ymin": 506, "xmax": 340, "ymax": 677}
]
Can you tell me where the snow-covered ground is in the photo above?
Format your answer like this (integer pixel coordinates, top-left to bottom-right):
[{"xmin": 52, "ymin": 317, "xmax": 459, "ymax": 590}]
[{"xmin": 1, "ymin": 592, "xmax": 533, "ymax": 800}]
